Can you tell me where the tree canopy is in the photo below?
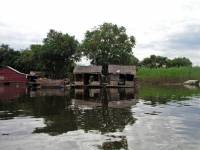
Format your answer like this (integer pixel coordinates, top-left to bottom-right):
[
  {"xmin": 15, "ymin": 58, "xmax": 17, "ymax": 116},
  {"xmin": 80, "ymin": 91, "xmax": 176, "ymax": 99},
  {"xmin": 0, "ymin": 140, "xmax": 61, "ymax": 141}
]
[
  {"xmin": 167, "ymin": 57, "xmax": 192, "ymax": 67},
  {"xmin": 0, "ymin": 30, "xmax": 80, "ymax": 78},
  {"xmin": 140, "ymin": 55, "xmax": 169, "ymax": 68},
  {"xmin": 140, "ymin": 55, "xmax": 192, "ymax": 68},
  {"xmin": 0, "ymin": 44, "xmax": 20, "ymax": 68},
  {"xmin": 81, "ymin": 23, "xmax": 136, "ymax": 73},
  {"xmin": 40, "ymin": 29, "xmax": 80, "ymax": 78}
]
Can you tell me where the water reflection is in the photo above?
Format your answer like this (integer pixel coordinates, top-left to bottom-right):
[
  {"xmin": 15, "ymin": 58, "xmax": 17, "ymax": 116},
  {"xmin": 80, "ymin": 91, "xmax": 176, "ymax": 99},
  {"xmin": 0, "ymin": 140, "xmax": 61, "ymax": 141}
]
[
  {"xmin": 97, "ymin": 136, "xmax": 128, "ymax": 150},
  {"xmin": 72, "ymin": 88, "xmax": 137, "ymax": 109},
  {"xmin": 139, "ymin": 84, "xmax": 200, "ymax": 105},
  {"xmin": 0, "ymin": 85, "xmax": 27, "ymax": 101},
  {"xmin": 29, "ymin": 88, "xmax": 69, "ymax": 97},
  {"xmin": 0, "ymin": 87, "xmax": 137, "ymax": 136},
  {"xmin": 1, "ymin": 85, "xmax": 200, "ymax": 150}
]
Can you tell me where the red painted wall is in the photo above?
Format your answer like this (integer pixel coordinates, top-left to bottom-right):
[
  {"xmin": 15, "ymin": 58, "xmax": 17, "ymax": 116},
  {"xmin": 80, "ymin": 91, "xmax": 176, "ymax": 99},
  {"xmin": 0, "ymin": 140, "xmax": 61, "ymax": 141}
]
[{"xmin": 0, "ymin": 67, "xmax": 28, "ymax": 84}]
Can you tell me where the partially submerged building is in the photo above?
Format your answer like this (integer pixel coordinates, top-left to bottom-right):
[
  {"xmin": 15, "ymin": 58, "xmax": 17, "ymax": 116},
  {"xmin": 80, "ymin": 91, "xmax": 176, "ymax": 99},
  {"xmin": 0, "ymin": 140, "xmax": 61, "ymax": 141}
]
[
  {"xmin": 0, "ymin": 66, "xmax": 28, "ymax": 85},
  {"xmin": 27, "ymin": 71, "xmax": 45, "ymax": 82},
  {"xmin": 73, "ymin": 65, "xmax": 136, "ymax": 88},
  {"xmin": 107, "ymin": 65, "xmax": 136, "ymax": 87},
  {"xmin": 73, "ymin": 66, "xmax": 102, "ymax": 87}
]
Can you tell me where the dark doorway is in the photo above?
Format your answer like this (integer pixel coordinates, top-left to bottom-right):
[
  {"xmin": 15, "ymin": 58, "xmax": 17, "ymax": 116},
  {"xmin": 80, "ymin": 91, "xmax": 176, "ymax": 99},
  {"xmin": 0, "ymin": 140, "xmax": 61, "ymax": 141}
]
[
  {"xmin": 84, "ymin": 74, "xmax": 90, "ymax": 85},
  {"xmin": 119, "ymin": 74, "xmax": 126, "ymax": 85},
  {"xmin": 126, "ymin": 74, "xmax": 134, "ymax": 81}
]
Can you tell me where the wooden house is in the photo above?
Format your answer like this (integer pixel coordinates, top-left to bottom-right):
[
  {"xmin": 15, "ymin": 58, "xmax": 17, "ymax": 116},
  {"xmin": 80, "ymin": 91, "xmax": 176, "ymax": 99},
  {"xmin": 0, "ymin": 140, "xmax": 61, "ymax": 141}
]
[
  {"xmin": 73, "ymin": 66, "xmax": 102, "ymax": 87},
  {"xmin": 0, "ymin": 66, "xmax": 28, "ymax": 85},
  {"xmin": 107, "ymin": 65, "xmax": 136, "ymax": 87}
]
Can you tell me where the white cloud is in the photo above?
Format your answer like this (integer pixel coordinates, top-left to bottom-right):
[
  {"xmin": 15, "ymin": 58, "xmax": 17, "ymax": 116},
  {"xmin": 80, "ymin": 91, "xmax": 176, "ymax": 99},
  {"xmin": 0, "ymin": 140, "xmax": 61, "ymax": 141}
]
[{"xmin": 0, "ymin": 0, "xmax": 200, "ymax": 64}]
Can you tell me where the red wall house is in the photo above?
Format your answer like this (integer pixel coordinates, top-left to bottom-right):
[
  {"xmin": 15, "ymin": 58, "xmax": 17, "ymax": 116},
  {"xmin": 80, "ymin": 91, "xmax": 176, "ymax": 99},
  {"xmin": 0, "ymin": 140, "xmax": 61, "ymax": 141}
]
[{"xmin": 0, "ymin": 66, "xmax": 28, "ymax": 84}]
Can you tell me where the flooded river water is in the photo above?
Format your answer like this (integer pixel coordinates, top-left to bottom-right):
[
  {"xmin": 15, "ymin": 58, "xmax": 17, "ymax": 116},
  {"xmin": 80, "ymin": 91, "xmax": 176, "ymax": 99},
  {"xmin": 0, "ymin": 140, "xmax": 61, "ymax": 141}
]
[{"xmin": 0, "ymin": 85, "xmax": 200, "ymax": 150}]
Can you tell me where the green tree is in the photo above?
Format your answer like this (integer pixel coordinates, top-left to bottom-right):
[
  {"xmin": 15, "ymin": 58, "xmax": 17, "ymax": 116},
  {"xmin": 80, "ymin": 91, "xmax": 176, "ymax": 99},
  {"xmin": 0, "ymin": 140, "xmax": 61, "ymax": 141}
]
[
  {"xmin": 123, "ymin": 54, "xmax": 139, "ymax": 66},
  {"xmin": 167, "ymin": 57, "xmax": 192, "ymax": 67},
  {"xmin": 29, "ymin": 44, "xmax": 44, "ymax": 71},
  {"xmin": 41, "ymin": 29, "xmax": 80, "ymax": 78},
  {"xmin": 0, "ymin": 44, "xmax": 20, "ymax": 68},
  {"xmin": 13, "ymin": 44, "xmax": 44, "ymax": 73},
  {"xmin": 81, "ymin": 23, "xmax": 136, "ymax": 74},
  {"xmin": 140, "ymin": 55, "xmax": 168, "ymax": 68},
  {"xmin": 15, "ymin": 49, "xmax": 34, "ymax": 73}
]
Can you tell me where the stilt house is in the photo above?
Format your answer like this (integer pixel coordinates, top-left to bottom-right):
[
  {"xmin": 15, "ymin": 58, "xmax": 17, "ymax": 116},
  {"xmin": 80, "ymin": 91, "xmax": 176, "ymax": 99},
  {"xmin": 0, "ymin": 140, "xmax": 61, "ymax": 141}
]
[
  {"xmin": 73, "ymin": 66, "xmax": 102, "ymax": 87},
  {"xmin": 107, "ymin": 65, "xmax": 136, "ymax": 87}
]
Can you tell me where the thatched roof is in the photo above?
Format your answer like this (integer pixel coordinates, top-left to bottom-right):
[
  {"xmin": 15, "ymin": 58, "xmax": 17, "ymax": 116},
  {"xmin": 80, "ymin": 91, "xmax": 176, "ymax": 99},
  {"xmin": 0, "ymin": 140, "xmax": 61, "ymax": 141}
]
[
  {"xmin": 73, "ymin": 65, "xmax": 102, "ymax": 74},
  {"xmin": 108, "ymin": 65, "xmax": 136, "ymax": 75}
]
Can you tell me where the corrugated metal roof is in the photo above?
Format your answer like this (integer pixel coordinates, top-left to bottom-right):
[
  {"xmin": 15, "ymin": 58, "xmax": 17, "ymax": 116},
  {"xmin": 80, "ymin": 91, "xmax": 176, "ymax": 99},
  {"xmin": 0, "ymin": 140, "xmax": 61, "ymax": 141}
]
[
  {"xmin": 108, "ymin": 65, "xmax": 136, "ymax": 75},
  {"xmin": 73, "ymin": 65, "xmax": 102, "ymax": 74}
]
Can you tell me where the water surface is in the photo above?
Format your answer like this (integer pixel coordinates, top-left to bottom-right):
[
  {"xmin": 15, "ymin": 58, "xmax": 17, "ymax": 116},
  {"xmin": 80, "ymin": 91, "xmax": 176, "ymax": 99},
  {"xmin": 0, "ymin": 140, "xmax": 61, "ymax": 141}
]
[{"xmin": 0, "ymin": 85, "xmax": 200, "ymax": 150}]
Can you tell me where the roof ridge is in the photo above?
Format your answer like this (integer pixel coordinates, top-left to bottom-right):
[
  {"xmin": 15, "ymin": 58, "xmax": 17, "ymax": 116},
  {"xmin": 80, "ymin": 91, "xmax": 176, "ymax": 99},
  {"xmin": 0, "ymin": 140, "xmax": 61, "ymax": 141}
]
[{"xmin": 6, "ymin": 66, "xmax": 27, "ymax": 75}]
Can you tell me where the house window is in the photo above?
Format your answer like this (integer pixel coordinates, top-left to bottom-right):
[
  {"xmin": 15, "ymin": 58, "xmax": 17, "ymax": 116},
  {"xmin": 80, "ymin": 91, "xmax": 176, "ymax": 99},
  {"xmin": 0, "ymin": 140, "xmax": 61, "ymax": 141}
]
[{"xmin": 126, "ymin": 74, "xmax": 134, "ymax": 81}]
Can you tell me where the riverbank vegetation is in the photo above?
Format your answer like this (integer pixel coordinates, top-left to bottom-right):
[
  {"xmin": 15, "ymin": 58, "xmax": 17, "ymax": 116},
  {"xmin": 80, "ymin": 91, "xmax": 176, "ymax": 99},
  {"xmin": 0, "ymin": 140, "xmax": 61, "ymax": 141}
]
[{"xmin": 138, "ymin": 67, "xmax": 200, "ymax": 84}]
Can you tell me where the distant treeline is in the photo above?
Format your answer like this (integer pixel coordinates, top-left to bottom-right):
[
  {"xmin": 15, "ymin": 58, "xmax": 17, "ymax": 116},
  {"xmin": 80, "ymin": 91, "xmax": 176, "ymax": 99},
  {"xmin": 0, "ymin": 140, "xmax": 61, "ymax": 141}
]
[
  {"xmin": 139, "ymin": 55, "xmax": 192, "ymax": 68},
  {"xmin": 0, "ymin": 22, "xmax": 193, "ymax": 79}
]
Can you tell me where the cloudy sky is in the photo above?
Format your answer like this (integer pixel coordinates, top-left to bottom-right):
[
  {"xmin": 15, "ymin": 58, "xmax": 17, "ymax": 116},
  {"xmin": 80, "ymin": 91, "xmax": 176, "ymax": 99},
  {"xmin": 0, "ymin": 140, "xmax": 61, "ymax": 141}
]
[{"xmin": 0, "ymin": 0, "xmax": 200, "ymax": 65}]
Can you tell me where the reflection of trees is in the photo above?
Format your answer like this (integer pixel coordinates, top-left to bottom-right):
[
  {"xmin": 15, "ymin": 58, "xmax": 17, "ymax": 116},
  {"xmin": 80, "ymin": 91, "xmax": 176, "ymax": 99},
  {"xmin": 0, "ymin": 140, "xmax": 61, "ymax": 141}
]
[
  {"xmin": 75, "ymin": 107, "xmax": 136, "ymax": 134},
  {"xmin": 33, "ymin": 109, "xmax": 78, "ymax": 136},
  {"xmin": 97, "ymin": 136, "xmax": 128, "ymax": 150},
  {"xmin": 33, "ymin": 105, "xmax": 136, "ymax": 135},
  {"xmin": 31, "ymin": 92, "xmax": 136, "ymax": 135},
  {"xmin": 0, "ymin": 88, "xmax": 137, "ymax": 136}
]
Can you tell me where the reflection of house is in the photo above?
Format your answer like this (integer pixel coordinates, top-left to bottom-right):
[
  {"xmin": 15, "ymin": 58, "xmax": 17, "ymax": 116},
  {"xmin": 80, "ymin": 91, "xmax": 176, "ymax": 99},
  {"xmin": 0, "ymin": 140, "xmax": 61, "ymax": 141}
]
[
  {"xmin": 107, "ymin": 88, "xmax": 135, "ymax": 101},
  {"xmin": 0, "ymin": 85, "xmax": 27, "ymax": 101},
  {"xmin": 74, "ymin": 88, "xmax": 101, "ymax": 100},
  {"xmin": 71, "ymin": 88, "xmax": 137, "ymax": 109},
  {"xmin": 73, "ymin": 66, "xmax": 102, "ymax": 86},
  {"xmin": 73, "ymin": 88, "xmax": 135, "ymax": 101},
  {"xmin": 0, "ymin": 66, "xmax": 27, "ymax": 84},
  {"xmin": 30, "ymin": 89, "xmax": 69, "ymax": 97},
  {"xmin": 107, "ymin": 65, "xmax": 136, "ymax": 87}
]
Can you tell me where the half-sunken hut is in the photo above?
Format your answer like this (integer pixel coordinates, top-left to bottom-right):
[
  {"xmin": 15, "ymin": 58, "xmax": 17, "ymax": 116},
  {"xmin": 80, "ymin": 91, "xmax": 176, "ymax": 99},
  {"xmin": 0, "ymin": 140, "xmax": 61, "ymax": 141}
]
[
  {"xmin": 107, "ymin": 65, "xmax": 136, "ymax": 87},
  {"xmin": 73, "ymin": 66, "xmax": 102, "ymax": 86}
]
